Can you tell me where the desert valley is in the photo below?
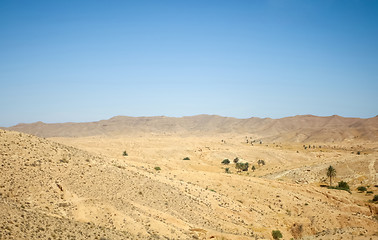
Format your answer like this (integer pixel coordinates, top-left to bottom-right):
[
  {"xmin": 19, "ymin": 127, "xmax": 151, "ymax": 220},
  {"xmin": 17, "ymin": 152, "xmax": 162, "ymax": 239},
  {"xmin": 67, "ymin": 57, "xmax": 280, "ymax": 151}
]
[{"xmin": 1, "ymin": 114, "xmax": 377, "ymax": 239}]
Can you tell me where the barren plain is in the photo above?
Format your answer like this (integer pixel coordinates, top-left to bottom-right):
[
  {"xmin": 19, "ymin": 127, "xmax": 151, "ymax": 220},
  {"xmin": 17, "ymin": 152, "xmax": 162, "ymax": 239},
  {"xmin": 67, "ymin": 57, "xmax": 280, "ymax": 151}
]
[{"xmin": 1, "ymin": 115, "xmax": 377, "ymax": 239}]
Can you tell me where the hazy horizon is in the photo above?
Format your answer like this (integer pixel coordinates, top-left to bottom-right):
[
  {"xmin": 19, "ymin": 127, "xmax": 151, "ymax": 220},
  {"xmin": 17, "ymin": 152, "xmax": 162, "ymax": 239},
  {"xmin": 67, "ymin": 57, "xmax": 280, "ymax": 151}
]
[
  {"xmin": 2, "ymin": 113, "xmax": 378, "ymax": 128},
  {"xmin": 1, "ymin": 1, "xmax": 377, "ymax": 127}
]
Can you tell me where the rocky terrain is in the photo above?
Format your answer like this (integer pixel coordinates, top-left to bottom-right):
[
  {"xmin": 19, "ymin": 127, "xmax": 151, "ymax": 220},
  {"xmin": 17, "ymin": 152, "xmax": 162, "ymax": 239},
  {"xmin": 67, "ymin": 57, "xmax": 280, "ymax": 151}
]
[{"xmin": 1, "ymin": 126, "xmax": 377, "ymax": 239}]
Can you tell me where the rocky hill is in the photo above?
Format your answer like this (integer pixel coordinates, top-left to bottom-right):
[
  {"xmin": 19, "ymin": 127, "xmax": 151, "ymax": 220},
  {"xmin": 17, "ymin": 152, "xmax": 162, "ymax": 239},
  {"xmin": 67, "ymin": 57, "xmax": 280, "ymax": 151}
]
[{"xmin": 4, "ymin": 114, "xmax": 378, "ymax": 142}]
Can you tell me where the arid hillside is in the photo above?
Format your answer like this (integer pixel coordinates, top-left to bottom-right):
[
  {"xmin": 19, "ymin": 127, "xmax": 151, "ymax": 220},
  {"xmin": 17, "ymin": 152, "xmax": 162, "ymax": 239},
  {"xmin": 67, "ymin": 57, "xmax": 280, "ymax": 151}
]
[
  {"xmin": 1, "ymin": 129, "xmax": 377, "ymax": 239},
  {"xmin": 4, "ymin": 114, "xmax": 378, "ymax": 142}
]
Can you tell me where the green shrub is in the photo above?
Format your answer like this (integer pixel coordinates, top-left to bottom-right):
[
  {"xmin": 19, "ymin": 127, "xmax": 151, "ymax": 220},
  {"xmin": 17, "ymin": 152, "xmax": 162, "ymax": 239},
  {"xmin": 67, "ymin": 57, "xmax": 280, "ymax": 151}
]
[
  {"xmin": 154, "ymin": 167, "xmax": 161, "ymax": 171},
  {"xmin": 225, "ymin": 168, "xmax": 230, "ymax": 173},
  {"xmin": 221, "ymin": 159, "xmax": 230, "ymax": 165},
  {"xmin": 123, "ymin": 151, "xmax": 128, "ymax": 156},
  {"xmin": 233, "ymin": 157, "xmax": 239, "ymax": 163},
  {"xmin": 236, "ymin": 162, "xmax": 249, "ymax": 171},
  {"xmin": 373, "ymin": 195, "xmax": 378, "ymax": 202},
  {"xmin": 272, "ymin": 230, "xmax": 283, "ymax": 239},
  {"xmin": 183, "ymin": 157, "xmax": 190, "ymax": 160},
  {"xmin": 328, "ymin": 181, "xmax": 351, "ymax": 193},
  {"xmin": 338, "ymin": 181, "xmax": 350, "ymax": 190},
  {"xmin": 366, "ymin": 191, "xmax": 373, "ymax": 195},
  {"xmin": 357, "ymin": 186, "xmax": 367, "ymax": 192}
]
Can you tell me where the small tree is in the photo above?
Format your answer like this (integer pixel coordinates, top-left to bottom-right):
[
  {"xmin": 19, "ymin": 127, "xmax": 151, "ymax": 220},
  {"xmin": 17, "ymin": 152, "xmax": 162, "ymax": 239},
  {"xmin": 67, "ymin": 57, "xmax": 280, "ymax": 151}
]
[
  {"xmin": 373, "ymin": 195, "xmax": 378, "ymax": 202},
  {"xmin": 154, "ymin": 166, "xmax": 161, "ymax": 171},
  {"xmin": 225, "ymin": 168, "xmax": 230, "ymax": 174},
  {"xmin": 258, "ymin": 160, "xmax": 265, "ymax": 166},
  {"xmin": 236, "ymin": 162, "xmax": 242, "ymax": 172},
  {"xmin": 123, "ymin": 151, "xmax": 128, "ymax": 156},
  {"xmin": 252, "ymin": 165, "xmax": 256, "ymax": 172},
  {"xmin": 327, "ymin": 165, "xmax": 336, "ymax": 186},
  {"xmin": 357, "ymin": 186, "xmax": 367, "ymax": 192},
  {"xmin": 236, "ymin": 162, "xmax": 249, "ymax": 172},
  {"xmin": 183, "ymin": 157, "xmax": 190, "ymax": 160},
  {"xmin": 242, "ymin": 162, "xmax": 249, "ymax": 171},
  {"xmin": 221, "ymin": 159, "xmax": 230, "ymax": 165},
  {"xmin": 272, "ymin": 230, "xmax": 283, "ymax": 239},
  {"xmin": 233, "ymin": 157, "xmax": 239, "ymax": 164}
]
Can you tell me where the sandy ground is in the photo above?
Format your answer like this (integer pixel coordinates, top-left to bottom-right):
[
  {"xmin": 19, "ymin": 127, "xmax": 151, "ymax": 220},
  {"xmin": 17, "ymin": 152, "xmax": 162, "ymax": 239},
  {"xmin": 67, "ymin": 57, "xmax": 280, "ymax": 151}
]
[{"xmin": 1, "ymin": 130, "xmax": 377, "ymax": 239}]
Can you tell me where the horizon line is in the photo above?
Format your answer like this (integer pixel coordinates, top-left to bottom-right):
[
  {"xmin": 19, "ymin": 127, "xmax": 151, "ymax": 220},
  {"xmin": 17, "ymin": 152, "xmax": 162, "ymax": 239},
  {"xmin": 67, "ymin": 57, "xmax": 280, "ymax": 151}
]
[{"xmin": 3, "ymin": 113, "xmax": 377, "ymax": 127}]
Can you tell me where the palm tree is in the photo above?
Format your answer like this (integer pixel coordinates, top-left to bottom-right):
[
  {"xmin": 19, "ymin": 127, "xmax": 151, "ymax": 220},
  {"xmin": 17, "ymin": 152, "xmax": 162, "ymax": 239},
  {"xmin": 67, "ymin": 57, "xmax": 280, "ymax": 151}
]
[{"xmin": 327, "ymin": 165, "xmax": 336, "ymax": 186}]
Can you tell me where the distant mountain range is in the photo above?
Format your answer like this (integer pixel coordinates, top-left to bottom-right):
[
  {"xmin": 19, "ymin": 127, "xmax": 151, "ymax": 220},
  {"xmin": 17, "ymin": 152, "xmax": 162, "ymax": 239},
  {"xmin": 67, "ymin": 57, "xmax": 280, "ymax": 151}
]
[{"xmin": 3, "ymin": 114, "xmax": 378, "ymax": 142}]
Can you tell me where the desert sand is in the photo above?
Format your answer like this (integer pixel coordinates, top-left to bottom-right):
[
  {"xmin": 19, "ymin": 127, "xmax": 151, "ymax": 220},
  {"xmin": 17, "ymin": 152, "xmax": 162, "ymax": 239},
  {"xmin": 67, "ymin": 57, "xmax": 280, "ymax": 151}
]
[{"xmin": 1, "ymin": 115, "xmax": 377, "ymax": 239}]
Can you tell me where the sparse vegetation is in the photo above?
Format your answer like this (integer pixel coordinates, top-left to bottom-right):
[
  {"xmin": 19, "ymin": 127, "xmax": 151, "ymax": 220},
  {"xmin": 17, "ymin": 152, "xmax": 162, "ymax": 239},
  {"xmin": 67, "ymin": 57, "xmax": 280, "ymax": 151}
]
[
  {"xmin": 338, "ymin": 181, "xmax": 350, "ymax": 190},
  {"xmin": 328, "ymin": 181, "xmax": 351, "ymax": 193},
  {"xmin": 236, "ymin": 162, "xmax": 249, "ymax": 172},
  {"xmin": 272, "ymin": 230, "xmax": 283, "ymax": 239},
  {"xmin": 221, "ymin": 159, "xmax": 230, "ymax": 165},
  {"xmin": 2, "ymin": 116, "xmax": 378, "ymax": 239},
  {"xmin": 183, "ymin": 157, "xmax": 190, "ymax": 160},
  {"xmin": 257, "ymin": 159, "xmax": 265, "ymax": 166}
]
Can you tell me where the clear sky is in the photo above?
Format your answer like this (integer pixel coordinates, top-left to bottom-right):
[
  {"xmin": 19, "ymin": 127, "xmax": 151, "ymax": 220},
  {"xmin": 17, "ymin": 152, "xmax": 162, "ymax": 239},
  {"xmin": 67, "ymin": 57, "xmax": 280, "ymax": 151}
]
[{"xmin": 1, "ymin": 0, "xmax": 377, "ymax": 126}]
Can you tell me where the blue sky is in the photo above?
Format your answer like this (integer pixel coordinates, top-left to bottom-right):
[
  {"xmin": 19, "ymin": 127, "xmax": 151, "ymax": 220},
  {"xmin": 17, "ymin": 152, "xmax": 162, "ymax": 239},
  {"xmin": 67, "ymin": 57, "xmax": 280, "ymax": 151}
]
[{"xmin": 1, "ymin": 0, "xmax": 377, "ymax": 126}]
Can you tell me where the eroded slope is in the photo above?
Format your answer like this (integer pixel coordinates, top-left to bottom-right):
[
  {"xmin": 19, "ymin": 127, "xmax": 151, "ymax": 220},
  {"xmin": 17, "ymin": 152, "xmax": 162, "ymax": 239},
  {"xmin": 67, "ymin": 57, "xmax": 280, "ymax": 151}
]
[{"xmin": 1, "ymin": 130, "xmax": 377, "ymax": 239}]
